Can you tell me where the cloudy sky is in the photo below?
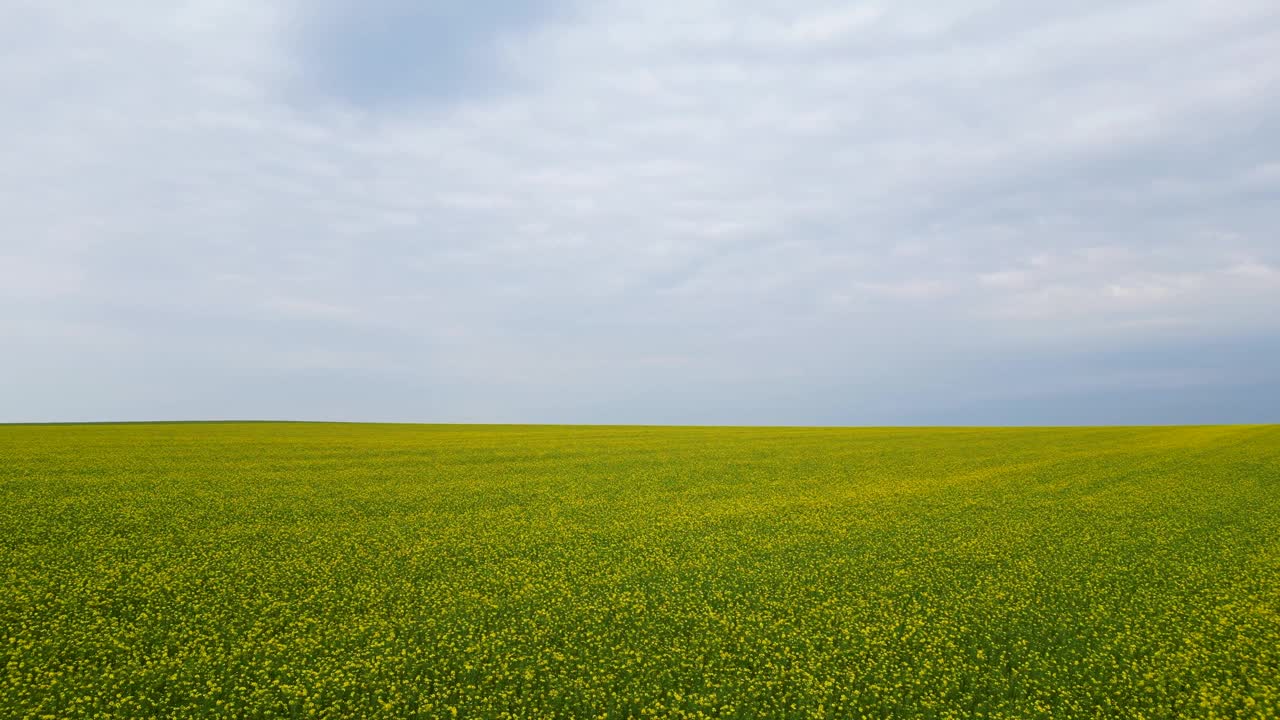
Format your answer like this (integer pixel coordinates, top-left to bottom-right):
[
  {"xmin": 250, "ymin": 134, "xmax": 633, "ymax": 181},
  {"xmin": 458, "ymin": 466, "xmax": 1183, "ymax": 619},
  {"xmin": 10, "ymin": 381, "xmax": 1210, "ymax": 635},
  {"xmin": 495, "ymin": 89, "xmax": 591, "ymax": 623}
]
[{"xmin": 3, "ymin": 1, "xmax": 1279, "ymax": 425}]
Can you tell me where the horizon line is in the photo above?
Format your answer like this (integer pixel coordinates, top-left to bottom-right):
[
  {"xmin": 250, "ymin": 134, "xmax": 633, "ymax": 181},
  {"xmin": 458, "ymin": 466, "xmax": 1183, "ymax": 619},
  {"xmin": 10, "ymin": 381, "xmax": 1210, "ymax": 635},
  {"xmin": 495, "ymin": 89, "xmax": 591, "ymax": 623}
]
[{"xmin": 2, "ymin": 419, "xmax": 1275, "ymax": 430}]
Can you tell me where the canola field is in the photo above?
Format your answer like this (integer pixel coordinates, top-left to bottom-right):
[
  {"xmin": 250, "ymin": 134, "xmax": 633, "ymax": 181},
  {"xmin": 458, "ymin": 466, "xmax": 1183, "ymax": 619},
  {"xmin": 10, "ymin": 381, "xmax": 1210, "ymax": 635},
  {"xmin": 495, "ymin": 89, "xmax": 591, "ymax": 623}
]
[{"xmin": 2, "ymin": 422, "xmax": 1279, "ymax": 719}]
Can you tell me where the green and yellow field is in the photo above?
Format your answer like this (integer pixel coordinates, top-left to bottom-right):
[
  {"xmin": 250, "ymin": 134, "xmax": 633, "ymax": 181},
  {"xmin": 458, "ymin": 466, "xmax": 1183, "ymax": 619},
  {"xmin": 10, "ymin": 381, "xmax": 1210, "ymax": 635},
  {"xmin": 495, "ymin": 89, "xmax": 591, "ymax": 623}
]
[{"xmin": 2, "ymin": 423, "xmax": 1278, "ymax": 719}]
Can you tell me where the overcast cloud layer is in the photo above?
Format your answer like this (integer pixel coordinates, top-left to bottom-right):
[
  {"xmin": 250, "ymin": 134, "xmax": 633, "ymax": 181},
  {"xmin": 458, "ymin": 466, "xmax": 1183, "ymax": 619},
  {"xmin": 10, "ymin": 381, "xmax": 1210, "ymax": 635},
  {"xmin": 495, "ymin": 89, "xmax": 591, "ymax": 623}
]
[{"xmin": 3, "ymin": 0, "xmax": 1279, "ymax": 425}]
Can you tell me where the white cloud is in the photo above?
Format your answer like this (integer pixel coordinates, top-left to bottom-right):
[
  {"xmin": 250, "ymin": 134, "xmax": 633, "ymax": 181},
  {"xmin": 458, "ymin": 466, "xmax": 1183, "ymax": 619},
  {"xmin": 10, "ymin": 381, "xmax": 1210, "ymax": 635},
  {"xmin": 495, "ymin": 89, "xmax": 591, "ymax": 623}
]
[
  {"xmin": 0, "ymin": 255, "xmax": 84, "ymax": 300},
  {"xmin": 978, "ymin": 271, "xmax": 1031, "ymax": 291}
]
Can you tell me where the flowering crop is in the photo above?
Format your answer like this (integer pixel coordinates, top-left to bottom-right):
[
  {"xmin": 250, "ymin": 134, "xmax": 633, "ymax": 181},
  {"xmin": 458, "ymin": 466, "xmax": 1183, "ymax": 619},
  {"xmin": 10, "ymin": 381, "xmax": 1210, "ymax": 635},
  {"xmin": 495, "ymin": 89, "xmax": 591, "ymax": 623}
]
[{"xmin": 2, "ymin": 422, "xmax": 1278, "ymax": 718}]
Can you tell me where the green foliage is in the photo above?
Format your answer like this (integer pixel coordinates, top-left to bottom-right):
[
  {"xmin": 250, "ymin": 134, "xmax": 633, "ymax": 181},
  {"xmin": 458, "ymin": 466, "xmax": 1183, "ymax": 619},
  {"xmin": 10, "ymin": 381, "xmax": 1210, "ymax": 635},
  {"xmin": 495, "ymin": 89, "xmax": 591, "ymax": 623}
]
[{"xmin": 2, "ymin": 423, "xmax": 1278, "ymax": 718}]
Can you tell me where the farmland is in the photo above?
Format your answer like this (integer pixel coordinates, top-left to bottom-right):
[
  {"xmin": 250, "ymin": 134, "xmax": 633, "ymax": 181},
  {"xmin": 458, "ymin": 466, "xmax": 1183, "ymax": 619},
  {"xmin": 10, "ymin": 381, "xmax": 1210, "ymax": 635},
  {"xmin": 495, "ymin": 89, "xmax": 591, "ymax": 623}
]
[{"xmin": 2, "ymin": 423, "xmax": 1278, "ymax": 718}]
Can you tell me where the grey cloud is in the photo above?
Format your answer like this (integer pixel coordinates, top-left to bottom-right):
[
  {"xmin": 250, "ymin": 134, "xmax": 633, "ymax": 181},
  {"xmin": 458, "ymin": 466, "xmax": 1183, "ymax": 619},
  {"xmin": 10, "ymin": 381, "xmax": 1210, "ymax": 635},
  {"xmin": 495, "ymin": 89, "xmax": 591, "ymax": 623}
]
[{"xmin": 293, "ymin": 0, "xmax": 568, "ymax": 109}]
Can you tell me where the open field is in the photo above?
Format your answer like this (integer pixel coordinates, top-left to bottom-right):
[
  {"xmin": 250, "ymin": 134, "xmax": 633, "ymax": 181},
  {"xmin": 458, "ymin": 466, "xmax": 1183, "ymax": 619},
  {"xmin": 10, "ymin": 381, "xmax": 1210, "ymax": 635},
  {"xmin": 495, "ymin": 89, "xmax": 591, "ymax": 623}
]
[{"xmin": 2, "ymin": 423, "xmax": 1278, "ymax": 718}]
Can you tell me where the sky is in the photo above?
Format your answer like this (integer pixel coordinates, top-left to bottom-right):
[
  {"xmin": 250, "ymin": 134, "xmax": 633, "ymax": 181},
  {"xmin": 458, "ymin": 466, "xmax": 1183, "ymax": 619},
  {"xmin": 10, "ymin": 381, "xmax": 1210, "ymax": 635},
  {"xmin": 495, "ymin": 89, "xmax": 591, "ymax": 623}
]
[{"xmin": 2, "ymin": 0, "xmax": 1279, "ymax": 426}]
